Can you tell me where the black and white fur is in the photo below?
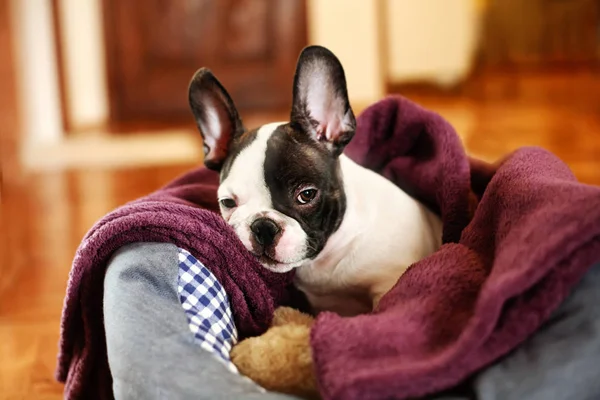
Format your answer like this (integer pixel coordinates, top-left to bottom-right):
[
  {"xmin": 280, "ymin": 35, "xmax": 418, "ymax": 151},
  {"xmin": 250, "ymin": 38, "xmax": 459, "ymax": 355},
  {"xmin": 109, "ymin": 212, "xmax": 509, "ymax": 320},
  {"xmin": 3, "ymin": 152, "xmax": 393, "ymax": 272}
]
[{"xmin": 189, "ymin": 46, "xmax": 442, "ymax": 316}]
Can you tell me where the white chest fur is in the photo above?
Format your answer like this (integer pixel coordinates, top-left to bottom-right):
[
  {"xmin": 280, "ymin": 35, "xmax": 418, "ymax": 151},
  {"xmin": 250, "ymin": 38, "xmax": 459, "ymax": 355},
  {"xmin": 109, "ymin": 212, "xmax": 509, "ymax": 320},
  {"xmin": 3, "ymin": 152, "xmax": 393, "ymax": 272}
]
[{"xmin": 294, "ymin": 155, "xmax": 443, "ymax": 316}]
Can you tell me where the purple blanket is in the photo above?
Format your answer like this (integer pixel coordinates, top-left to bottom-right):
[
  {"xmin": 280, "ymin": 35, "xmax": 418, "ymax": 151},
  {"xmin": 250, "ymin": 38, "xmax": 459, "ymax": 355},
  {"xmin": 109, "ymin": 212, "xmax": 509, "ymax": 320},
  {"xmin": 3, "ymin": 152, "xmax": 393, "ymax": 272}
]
[
  {"xmin": 56, "ymin": 96, "xmax": 600, "ymax": 400},
  {"xmin": 312, "ymin": 97, "xmax": 600, "ymax": 399}
]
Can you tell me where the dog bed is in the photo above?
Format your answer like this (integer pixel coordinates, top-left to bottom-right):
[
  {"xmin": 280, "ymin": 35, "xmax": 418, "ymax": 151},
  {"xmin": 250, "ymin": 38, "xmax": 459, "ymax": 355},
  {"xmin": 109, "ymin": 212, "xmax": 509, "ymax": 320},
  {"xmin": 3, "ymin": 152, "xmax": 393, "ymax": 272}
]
[{"xmin": 56, "ymin": 96, "xmax": 600, "ymax": 400}]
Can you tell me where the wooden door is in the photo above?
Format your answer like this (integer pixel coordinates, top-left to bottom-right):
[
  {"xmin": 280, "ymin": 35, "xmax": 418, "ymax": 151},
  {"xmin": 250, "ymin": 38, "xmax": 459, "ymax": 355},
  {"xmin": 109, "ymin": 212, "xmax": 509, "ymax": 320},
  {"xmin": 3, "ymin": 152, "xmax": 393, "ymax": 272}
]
[
  {"xmin": 480, "ymin": 0, "xmax": 600, "ymax": 67},
  {"xmin": 103, "ymin": 0, "xmax": 307, "ymax": 125}
]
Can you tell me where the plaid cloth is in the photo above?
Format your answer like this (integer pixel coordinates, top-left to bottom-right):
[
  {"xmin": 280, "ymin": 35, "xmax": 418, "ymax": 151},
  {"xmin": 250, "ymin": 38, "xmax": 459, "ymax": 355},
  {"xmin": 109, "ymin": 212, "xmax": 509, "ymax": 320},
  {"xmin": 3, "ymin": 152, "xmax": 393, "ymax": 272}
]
[{"xmin": 177, "ymin": 248, "xmax": 239, "ymax": 373}]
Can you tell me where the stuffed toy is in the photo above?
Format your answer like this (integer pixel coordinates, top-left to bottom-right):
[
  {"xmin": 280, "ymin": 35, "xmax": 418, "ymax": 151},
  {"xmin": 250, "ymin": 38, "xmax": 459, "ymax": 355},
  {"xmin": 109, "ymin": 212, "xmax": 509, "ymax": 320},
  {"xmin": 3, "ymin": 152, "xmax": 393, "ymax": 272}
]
[{"xmin": 230, "ymin": 307, "xmax": 319, "ymax": 399}]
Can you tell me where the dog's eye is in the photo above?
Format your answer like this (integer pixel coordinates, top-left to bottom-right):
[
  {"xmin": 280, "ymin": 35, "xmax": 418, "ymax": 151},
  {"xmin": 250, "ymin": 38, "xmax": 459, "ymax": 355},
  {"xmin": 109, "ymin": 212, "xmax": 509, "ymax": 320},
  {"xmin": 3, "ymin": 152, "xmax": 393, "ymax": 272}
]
[
  {"xmin": 296, "ymin": 189, "xmax": 317, "ymax": 204},
  {"xmin": 220, "ymin": 198, "xmax": 237, "ymax": 209}
]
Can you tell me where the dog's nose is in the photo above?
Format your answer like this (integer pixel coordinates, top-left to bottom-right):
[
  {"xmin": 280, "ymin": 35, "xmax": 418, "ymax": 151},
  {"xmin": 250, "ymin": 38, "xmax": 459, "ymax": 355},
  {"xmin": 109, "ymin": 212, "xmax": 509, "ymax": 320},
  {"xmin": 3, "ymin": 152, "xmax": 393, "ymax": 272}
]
[{"xmin": 250, "ymin": 218, "xmax": 280, "ymax": 248}]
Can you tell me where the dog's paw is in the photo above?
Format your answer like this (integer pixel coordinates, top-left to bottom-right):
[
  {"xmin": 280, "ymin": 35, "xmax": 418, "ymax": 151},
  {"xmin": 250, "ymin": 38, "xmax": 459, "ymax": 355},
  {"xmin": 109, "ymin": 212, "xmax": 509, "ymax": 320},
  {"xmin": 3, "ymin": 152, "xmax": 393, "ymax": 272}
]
[
  {"xmin": 230, "ymin": 324, "xmax": 319, "ymax": 399},
  {"xmin": 271, "ymin": 306, "xmax": 315, "ymax": 328}
]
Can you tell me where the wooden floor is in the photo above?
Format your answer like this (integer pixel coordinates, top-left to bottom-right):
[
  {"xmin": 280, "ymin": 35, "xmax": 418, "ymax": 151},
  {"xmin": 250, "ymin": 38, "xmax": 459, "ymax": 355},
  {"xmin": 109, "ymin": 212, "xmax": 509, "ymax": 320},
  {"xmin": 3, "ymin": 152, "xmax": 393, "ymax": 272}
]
[{"xmin": 1, "ymin": 71, "xmax": 600, "ymax": 399}]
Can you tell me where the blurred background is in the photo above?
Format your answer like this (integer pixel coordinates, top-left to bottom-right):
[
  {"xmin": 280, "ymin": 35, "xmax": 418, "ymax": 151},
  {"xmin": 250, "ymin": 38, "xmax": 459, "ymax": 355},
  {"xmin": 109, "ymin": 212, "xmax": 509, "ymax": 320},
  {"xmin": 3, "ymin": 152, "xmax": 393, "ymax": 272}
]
[{"xmin": 1, "ymin": 0, "xmax": 599, "ymax": 397}]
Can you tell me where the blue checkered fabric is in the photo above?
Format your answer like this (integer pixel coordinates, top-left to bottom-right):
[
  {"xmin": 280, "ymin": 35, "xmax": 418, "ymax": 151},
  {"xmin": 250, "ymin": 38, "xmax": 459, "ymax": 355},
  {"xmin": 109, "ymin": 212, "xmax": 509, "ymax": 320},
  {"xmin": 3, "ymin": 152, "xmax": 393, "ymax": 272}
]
[{"xmin": 177, "ymin": 248, "xmax": 239, "ymax": 373}]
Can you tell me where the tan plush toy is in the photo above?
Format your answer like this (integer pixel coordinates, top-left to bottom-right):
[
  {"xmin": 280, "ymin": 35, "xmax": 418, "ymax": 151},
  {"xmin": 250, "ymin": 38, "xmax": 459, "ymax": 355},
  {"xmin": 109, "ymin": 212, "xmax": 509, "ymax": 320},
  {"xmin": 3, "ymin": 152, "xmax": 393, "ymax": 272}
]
[{"xmin": 230, "ymin": 307, "xmax": 319, "ymax": 399}]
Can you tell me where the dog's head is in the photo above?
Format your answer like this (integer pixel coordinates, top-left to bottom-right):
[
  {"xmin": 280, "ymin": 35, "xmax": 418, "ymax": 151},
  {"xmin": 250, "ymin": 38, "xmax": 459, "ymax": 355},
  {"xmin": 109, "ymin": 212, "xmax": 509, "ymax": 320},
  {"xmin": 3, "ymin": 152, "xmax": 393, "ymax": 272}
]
[{"xmin": 188, "ymin": 46, "xmax": 356, "ymax": 272}]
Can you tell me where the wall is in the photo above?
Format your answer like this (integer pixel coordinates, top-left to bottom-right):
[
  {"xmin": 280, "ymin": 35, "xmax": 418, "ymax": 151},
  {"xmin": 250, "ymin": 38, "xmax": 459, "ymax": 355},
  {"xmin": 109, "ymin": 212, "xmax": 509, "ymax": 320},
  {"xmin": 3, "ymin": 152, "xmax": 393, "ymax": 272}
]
[
  {"xmin": 10, "ymin": 0, "xmax": 109, "ymax": 151},
  {"xmin": 1, "ymin": 0, "xmax": 21, "ymax": 182},
  {"xmin": 57, "ymin": 0, "xmax": 108, "ymax": 130},
  {"xmin": 385, "ymin": 0, "xmax": 480, "ymax": 87},
  {"xmin": 307, "ymin": 0, "xmax": 385, "ymax": 108},
  {"xmin": 10, "ymin": 0, "xmax": 63, "ymax": 147},
  {"xmin": 307, "ymin": 0, "xmax": 481, "ymax": 99}
]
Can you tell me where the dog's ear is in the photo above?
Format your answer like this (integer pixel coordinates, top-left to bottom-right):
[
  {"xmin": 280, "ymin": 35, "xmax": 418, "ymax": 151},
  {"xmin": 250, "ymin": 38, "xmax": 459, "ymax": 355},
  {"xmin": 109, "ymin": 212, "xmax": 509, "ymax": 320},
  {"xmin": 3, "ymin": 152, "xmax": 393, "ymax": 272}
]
[
  {"xmin": 290, "ymin": 46, "xmax": 356, "ymax": 156},
  {"xmin": 189, "ymin": 68, "xmax": 244, "ymax": 171}
]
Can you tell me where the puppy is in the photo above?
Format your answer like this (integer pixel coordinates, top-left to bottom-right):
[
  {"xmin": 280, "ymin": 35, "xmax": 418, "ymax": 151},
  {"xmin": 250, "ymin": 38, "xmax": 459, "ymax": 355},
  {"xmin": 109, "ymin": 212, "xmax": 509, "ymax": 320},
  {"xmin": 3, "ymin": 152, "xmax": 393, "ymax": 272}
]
[{"xmin": 188, "ymin": 45, "xmax": 442, "ymax": 317}]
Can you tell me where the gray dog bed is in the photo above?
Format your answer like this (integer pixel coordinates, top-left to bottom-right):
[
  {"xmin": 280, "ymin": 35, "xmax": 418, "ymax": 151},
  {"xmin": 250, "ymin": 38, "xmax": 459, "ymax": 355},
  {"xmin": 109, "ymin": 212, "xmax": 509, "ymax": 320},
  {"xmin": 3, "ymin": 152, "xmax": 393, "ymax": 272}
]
[{"xmin": 103, "ymin": 242, "xmax": 600, "ymax": 400}]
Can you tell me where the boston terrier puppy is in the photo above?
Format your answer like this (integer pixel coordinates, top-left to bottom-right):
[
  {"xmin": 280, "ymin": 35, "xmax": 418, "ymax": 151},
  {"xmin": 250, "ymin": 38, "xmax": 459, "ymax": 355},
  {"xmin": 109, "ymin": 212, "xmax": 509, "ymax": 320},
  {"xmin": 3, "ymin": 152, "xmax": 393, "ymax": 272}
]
[{"xmin": 188, "ymin": 45, "xmax": 442, "ymax": 316}]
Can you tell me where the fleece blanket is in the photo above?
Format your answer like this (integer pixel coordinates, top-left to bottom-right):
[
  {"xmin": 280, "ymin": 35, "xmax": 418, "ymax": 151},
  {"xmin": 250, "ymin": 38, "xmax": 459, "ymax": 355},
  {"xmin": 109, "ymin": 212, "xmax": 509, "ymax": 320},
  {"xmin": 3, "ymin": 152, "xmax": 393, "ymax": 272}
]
[
  {"xmin": 56, "ymin": 95, "xmax": 600, "ymax": 400},
  {"xmin": 311, "ymin": 97, "xmax": 600, "ymax": 399}
]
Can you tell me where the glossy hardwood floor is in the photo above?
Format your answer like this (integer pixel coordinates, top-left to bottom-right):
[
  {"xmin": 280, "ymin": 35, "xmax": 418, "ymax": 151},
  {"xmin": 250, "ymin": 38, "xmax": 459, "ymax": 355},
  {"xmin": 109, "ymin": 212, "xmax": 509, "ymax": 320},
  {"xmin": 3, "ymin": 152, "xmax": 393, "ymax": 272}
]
[{"xmin": 1, "ymin": 71, "xmax": 600, "ymax": 399}]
